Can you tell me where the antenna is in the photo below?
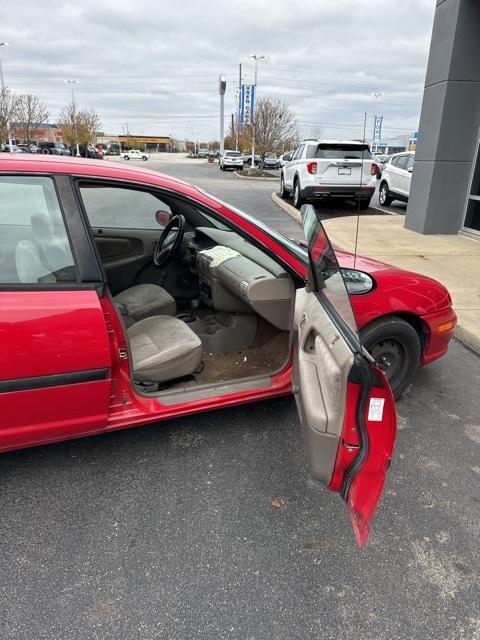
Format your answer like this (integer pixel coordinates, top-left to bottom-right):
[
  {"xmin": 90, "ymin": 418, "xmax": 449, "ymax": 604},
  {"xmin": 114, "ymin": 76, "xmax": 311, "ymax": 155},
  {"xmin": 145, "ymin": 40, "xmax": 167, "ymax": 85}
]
[{"xmin": 353, "ymin": 112, "xmax": 368, "ymax": 269}]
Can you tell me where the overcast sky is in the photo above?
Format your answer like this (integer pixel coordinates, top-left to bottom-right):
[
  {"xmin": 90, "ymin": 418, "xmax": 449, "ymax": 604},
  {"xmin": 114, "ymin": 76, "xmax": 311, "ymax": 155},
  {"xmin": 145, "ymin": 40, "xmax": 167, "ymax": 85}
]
[{"xmin": 0, "ymin": 0, "xmax": 435, "ymax": 143}]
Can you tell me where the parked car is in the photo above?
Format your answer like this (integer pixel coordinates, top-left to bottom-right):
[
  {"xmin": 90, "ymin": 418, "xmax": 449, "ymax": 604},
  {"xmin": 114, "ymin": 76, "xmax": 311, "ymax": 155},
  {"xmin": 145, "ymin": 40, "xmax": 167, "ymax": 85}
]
[
  {"xmin": 280, "ymin": 139, "xmax": 379, "ymax": 210},
  {"xmin": 373, "ymin": 154, "xmax": 389, "ymax": 178},
  {"xmin": 242, "ymin": 154, "xmax": 261, "ymax": 167},
  {"xmin": 379, "ymin": 152, "xmax": 415, "ymax": 206},
  {"xmin": 197, "ymin": 148, "xmax": 209, "ymax": 158},
  {"xmin": 37, "ymin": 142, "xmax": 71, "ymax": 156},
  {"xmin": 123, "ymin": 149, "xmax": 149, "ymax": 161},
  {"xmin": 263, "ymin": 156, "xmax": 281, "ymax": 170},
  {"xmin": 219, "ymin": 150, "xmax": 243, "ymax": 170},
  {"xmin": 279, "ymin": 152, "xmax": 293, "ymax": 167},
  {"xmin": 0, "ymin": 155, "xmax": 456, "ymax": 545}
]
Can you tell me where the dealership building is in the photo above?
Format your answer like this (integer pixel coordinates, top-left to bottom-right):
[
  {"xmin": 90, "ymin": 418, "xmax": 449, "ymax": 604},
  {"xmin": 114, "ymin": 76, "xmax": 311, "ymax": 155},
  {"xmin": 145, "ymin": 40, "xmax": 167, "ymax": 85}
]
[{"xmin": 406, "ymin": 0, "xmax": 480, "ymax": 237}]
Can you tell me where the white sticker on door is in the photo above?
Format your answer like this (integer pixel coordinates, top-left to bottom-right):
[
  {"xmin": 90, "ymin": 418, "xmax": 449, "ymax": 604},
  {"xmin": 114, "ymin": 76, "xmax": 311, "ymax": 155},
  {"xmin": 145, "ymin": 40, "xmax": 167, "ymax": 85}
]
[{"xmin": 368, "ymin": 398, "xmax": 385, "ymax": 422}]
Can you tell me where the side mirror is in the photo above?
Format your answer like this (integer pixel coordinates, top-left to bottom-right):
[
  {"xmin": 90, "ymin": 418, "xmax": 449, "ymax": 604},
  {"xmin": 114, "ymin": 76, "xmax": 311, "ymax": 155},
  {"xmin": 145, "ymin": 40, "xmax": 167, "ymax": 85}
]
[{"xmin": 155, "ymin": 210, "xmax": 171, "ymax": 226}]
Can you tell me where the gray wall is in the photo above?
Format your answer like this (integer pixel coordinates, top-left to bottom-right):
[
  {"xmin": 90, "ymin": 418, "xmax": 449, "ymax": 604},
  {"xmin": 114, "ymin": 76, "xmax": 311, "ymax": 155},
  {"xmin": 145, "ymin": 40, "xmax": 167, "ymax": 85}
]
[{"xmin": 405, "ymin": 0, "xmax": 480, "ymax": 234}]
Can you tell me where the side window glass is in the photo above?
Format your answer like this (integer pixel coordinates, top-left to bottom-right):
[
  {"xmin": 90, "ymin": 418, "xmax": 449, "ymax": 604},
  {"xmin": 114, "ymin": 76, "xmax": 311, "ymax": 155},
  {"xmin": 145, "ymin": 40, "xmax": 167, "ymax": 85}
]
[
  {"xmin": 0, "ymin": 176, "xmax": 77, "ymax": 284},
  {"xmin": 79, "ymin": 185, "xmax": 172, "ymax": 229},
  {"xmin": 294, "ymin": 145, "xmax": 305, "ymax": 160},
  {"xmin": 406, "ymin": 155, "xmax": 414, "ymax": 171},
  {"xmin": 305, "ymin": 145, "xmax": 317, "ymax": 159},
  {"xmin": 390, "ymin": 156, "xmax": 398, "ymax": 167},
  {"xmin": 396, "ymin": 155, "xmax": 408, "ymax": 170}
]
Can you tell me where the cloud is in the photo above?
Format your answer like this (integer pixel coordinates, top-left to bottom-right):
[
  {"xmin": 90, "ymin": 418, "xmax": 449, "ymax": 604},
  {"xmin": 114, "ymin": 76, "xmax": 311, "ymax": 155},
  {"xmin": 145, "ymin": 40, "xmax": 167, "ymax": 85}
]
[{"xmin": 0, "ymin": 0, "xmax": 435, "ymax": 141}]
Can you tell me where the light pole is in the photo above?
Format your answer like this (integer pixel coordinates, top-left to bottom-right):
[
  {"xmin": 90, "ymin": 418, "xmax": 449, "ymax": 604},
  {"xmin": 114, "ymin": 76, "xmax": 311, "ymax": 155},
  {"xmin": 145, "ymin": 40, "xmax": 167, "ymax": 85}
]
[
  {"xmin": 0, "ymin": 42, "xmax": 14, "ymax": 153},
  {"xmin": 249, "ymin": 54, "xmax": 265, "ymax": 168},
  {"xmin": 65, "ymin": 79, "xmax": 81, "ymax": 157},
  {"xmin": 219, "ymin": 75, "xmax": 226, "ymax": 157}
]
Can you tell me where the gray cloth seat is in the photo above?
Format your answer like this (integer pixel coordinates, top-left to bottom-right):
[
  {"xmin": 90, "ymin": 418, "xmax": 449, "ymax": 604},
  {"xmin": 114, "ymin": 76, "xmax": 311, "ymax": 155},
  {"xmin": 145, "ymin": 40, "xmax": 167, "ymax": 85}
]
[
  {"xmin": 114, "ymin": 284, "xmax": 176, "ymax": 324},
  {"xmin": 128, "ymin": 315, "xmax": 203, "ymax": 383}
]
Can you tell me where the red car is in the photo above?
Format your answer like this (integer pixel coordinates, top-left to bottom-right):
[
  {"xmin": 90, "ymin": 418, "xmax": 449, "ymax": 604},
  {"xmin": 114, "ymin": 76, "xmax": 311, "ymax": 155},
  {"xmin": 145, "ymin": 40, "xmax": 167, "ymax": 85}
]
[{"xmin": 0, "ymin": 156, "xmax": 455, "ymax": 546}]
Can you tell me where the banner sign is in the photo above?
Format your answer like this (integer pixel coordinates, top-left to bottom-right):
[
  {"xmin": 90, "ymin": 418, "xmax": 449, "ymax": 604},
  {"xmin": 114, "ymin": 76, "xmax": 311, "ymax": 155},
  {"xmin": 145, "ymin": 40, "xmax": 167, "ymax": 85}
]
[
  {"xmin": 240, "ymin": 84, "xmax": 255, "ymax": 125},
  {"xmin": 373, "ymin": 115, "xmax": 383, "ymax": 141}
]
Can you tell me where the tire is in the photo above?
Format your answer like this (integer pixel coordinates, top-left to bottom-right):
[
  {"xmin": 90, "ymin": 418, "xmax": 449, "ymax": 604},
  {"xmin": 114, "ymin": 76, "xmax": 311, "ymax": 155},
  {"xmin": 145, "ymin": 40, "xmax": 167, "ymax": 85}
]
[
  {"xmin": 358, "ymin": 198, "xmax": 371, "ymax": 211},
  {"xmin": 280, "ymin": 173, "xmax": 289, "ymax": 199},
  {"xmin": 379, "ymin": 182, "xmax": 393, "ymax": 206},
  {"xmin": 293, "ymin": 179, "xmax": 304, "ymax": 209},
  {"xmin": 142, "ymin": 156, "xmax": 148, "ymax": 161},
  {"xmin": 124, "ymin": 155, "xmax": 130, "ymax": 160},
  {"xmin": 42, "ymin": 148, "xmax": 49, "ymax": 155},
  {"xmin": 360, "ymin": 316, "xmax": 421, "ymax": 400}
]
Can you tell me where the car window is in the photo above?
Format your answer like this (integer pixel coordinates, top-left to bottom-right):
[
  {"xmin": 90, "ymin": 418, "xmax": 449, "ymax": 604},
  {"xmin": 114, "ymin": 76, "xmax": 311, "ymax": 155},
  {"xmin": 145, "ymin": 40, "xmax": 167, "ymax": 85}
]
[
  {"xmin": 305, "ymin": 144, "xmax": 317, "ymax": 159},
  {"xmin": 0, "ymin": 176, "xmax": 77, "ymax": 284},
  {"xmin": 225, "ymin": 151, "xmax": 241, "ymax": 157},
  {"xmin": 406, "ymin": 155, "xmax": 414, "ymax": 170},
  {"xmin": 390, "ymin": 156, "xmax": 399, "ymax": 167},
  {"xmin": 302, "ymin": 204, "xmax": 360, "ymax": 347},
  {"xmin": 396, "ymin": 155, "xmax": 409, "ymax": 170},
  {"xmin": 314, "ymin": 144, "xmax": 372, "ymax": 160},
  {"xmin": 292, "ymin": 145, "xmax": 305, "ymax": 160},
  {"xmin": 79, "ymin": 184, "xmax": 172, "ymax": 229}
]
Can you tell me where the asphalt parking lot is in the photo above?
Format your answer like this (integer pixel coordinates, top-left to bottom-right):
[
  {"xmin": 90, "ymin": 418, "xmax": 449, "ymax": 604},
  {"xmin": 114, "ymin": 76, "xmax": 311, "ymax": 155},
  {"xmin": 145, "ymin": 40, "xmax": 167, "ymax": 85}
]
[{"xmin": 1, "ymin": 155, "xmax": 479, "ymax": 640}]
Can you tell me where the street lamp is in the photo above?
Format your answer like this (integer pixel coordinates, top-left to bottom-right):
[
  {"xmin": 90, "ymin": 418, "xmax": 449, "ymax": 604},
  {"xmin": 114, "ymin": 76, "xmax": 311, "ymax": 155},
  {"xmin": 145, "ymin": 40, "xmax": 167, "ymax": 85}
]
[
  {"xmin": 65, "ymin": 79, "xmax": 81, "ymax": 157},
  {"xmin": 249, "ymin": 54, "xmax": 265, "ymax": 168},
  {"xmin": 0, "ymin": 42, "xmax": 14, "ymax": 153},
  {"xmin": 218, "ymin": 75, "xmax": 226, "ymax": 157}
]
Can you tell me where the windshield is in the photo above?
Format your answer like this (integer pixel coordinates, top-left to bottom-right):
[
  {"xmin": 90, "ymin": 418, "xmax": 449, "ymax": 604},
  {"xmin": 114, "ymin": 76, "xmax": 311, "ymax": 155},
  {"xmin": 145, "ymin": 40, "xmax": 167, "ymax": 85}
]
[
  {"xmin": 314, "ymin": 144, "xmax": 372, "ymax": 160},
  {"xmin": 302, "ymin": 204, "xmax": 361, "ymax": 349}
]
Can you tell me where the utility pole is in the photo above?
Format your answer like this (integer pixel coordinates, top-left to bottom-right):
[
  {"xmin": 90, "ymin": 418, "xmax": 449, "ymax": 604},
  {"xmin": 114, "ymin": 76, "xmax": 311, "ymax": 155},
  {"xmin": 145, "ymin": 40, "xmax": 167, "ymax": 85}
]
[
  {"xmin": 0, "ymin": 42, "xmax": 14, "ymax": 153},
  {"xmin": 65, "ymin": 79, "xmax": 81, "ymax": 157},
  {"xmin": 219, "ymin": 75, "xmax": 226, "ymax": 157},
  {"xmin": 249, "ymin": 54, "xmax": 265, "ymax": 168}
]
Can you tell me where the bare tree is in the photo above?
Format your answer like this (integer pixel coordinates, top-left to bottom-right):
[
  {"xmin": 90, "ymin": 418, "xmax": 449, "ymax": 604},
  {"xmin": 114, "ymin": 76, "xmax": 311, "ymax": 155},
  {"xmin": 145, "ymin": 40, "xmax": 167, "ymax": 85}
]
[
  {"xmin": 0, "ymin": 87, "xmax": 17, "ymax": 146},
  {"xmin": 242, "ymin": 97, "xmax": 297, "ymax": 167},
  {"xmin": 58, "ymin": 102, "xmax": 101, "ymax": 153},
  {"xmin": 14, "ymin": 93, "xmax": 48, "ymax": 143}
]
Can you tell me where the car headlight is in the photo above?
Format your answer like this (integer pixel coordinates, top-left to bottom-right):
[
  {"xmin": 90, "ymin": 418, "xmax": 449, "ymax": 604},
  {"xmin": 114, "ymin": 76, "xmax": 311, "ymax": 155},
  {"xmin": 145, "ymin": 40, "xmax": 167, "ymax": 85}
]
[{"xmin": 340, "ymin": 269, "xmax": 375, "ymax": 294}]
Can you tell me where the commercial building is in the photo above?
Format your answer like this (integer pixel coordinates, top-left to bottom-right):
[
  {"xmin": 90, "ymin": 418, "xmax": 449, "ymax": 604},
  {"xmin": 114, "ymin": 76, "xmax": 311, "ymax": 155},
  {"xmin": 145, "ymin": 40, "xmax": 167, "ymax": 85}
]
[
  {"xmin": 12, "ymin": 123, "xmax": 63, "ymax": 143},
  {"xmin": 406, "ymin": 0, "xmax": 480, "ymax": 237}
]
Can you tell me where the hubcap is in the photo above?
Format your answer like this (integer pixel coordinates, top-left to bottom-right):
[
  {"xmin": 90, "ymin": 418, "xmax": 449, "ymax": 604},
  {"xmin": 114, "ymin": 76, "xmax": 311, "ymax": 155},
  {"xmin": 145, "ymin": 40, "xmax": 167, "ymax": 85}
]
[
  {"xmin": 370, "ymin": 339, "xmax": 407, "ymax": 388},
  {"xmin": 380, "ymin": 187, "xmax": 387, "ymax": 204}
]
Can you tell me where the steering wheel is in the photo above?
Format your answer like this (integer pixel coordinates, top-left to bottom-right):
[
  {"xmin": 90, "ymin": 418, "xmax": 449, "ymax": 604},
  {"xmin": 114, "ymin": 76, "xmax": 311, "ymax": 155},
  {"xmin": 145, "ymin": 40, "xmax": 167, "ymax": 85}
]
[{"xmin": 153, "ymin": 214, "xmax": 186, "ymax": 267}]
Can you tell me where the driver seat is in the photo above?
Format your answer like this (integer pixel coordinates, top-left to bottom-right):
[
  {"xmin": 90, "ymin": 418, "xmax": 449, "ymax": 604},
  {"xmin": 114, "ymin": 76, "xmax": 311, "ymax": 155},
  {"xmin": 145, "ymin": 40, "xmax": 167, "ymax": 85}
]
[{"xmin": 114, "ymin": 284, "xmax": 176, "ymax": 326}]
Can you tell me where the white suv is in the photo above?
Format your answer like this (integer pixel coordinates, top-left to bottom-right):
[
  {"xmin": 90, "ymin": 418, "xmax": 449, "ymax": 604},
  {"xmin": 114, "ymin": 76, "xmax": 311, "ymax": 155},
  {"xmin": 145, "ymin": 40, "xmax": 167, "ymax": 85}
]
[
  {"xmin": 280, "ymin": 140, "xmax": 378, "ymax": 209},
  {"xmin": 220, "ymin": 150, "xmax": 243, "ymax": 170},
  {"xmin": 378, "ymin": 152, "xmax": 414, "ymax": 206},
  {"xmin": 123, "ymin": 149, "xmax": 149, "ymax": 161}
]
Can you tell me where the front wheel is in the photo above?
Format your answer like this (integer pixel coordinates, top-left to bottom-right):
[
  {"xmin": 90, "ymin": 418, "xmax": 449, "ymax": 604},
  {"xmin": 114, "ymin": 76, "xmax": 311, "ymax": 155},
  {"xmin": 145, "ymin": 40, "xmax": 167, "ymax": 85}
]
[
  {"xmin": 142, "ymin": 156, "xmax": 148, "ymax": 161},
  {"xmin": 124, "ymin": 155, "xmax": 130, "ymax": 160},
  {"xmin": 280, "ymin": 174, "xmax": 288, "ymax": 199},
  {"xmin": 360, "ymin": 316, "xmax": 421, "ymax": 400},
  {"xmin": 293, "ymin": 180, "xmax": 304, "ymax": 209},
  {"xmin": 379, "ymin": 183, "xmax": 393, "ymax": 206}
]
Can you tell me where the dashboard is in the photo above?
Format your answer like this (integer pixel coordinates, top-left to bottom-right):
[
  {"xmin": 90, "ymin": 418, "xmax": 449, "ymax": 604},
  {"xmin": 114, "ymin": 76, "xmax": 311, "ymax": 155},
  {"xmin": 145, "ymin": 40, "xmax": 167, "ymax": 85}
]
[{"xmin": 183, "ymin": 227, "xmax": 294, "ymax": 331}]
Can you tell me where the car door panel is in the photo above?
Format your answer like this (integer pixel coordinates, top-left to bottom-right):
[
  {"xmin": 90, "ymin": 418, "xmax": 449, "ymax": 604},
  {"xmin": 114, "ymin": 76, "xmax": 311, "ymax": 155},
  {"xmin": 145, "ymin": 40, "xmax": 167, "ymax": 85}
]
[
  {"xmin": 0, "ymin": 289, "xmax": 111, "ymax": 452},
  {"xmin": 295, "ymin": 205, "xmax": 397, "ymax": 546}
]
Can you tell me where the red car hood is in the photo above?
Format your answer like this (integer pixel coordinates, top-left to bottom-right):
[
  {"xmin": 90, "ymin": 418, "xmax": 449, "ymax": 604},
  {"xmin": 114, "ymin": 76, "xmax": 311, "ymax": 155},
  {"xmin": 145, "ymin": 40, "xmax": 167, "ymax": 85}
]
[{"xmin": 336, "ymin": 250, "xmax": 452, "ymax": 314}]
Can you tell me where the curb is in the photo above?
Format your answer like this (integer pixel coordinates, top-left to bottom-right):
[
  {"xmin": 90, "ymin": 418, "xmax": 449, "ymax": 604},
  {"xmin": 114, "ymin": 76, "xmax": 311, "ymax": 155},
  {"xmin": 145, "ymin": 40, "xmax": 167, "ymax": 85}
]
[
  {"xmin": 271, "ymin": 192, "xmax": 301, "ymax": 223},
  {"xmin": 234, "ymin": 171, "xmax": 278, "ymax": 181}
]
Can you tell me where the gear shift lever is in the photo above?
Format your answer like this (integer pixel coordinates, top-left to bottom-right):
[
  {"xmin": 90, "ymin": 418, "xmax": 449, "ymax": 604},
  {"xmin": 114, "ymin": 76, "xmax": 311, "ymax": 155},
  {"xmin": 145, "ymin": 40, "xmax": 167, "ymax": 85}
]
[{"xmin": 186, "ymin": 298, "xmax": 201, "ymax": 323}]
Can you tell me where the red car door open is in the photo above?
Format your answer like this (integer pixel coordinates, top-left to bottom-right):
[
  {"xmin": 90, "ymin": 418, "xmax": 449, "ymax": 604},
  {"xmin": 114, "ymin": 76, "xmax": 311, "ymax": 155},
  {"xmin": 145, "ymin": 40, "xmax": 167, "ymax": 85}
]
[{"xmin": 294, "ymin": 205, "xmax": 397, "ymax": 546}]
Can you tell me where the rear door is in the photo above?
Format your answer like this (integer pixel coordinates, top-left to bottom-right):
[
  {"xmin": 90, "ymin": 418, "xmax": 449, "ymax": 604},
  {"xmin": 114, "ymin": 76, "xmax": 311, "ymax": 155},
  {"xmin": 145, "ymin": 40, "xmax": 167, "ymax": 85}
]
[
  {"xmin": 313, "ymin": 143, "xmax": 373, "ymax": 185},
  {"xmin": 0, "ymin": 174, "xmax": 111, "ymax": 452},
  {"xmin": 294, "ymin": 205, "xmax": 397, "ymax": 546}
]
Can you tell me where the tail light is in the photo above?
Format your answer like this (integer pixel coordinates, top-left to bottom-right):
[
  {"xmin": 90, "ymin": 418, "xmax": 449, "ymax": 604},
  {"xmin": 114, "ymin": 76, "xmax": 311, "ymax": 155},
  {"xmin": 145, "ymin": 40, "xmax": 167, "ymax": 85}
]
[
  {"xmin": 306, "ymin": 162, "xmax": 317, "ymax": 175},
  {"xmin": 371, "ymin": 163, "xmax": 379, "ymax": 176}
]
